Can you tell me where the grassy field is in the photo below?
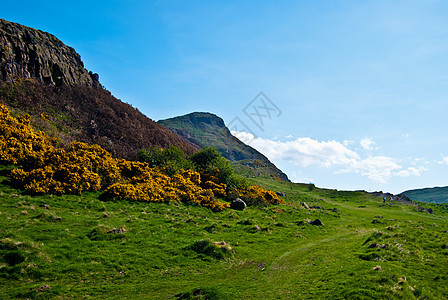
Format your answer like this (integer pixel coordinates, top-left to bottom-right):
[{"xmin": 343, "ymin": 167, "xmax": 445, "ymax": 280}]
[{"xmin": 1, "ymin": 165, "xmax": 447, "ymax": 299}]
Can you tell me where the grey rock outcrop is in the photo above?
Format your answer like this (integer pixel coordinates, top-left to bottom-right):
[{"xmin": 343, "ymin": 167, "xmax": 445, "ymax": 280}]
[{"xmin": 0, "ymin": 19, "xmax": 99, "ymax": 87}]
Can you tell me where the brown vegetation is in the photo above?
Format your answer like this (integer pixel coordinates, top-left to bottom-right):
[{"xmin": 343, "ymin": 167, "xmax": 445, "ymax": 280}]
[{"xmin": 0, "ymin": 79, "xmax": 197, "ymax": 160}]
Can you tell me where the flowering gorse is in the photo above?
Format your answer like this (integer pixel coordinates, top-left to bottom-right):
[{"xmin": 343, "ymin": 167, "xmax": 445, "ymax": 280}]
[{"xmin": 0, "ymin": 103, "xmax": 281, "ymax": 210}]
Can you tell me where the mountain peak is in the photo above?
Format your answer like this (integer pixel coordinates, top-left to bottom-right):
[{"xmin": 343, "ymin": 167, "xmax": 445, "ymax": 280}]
[
  {"xmin": 159, "ymin": 112, "xmax": 290, "ymax": 181},
  {"xmin": 0, "ymin": 19, "xmax": 99, "ymax": 87},
  {"xmin": 164, "ymin": 112, "xmax": 226, "ymax": 128}
]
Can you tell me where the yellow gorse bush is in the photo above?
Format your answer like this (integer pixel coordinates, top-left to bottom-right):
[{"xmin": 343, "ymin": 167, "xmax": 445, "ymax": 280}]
[
  {"xmin": 238, "ymin": 185, "xmax": 283, "ymax": 206},
  {"xmin": 0, "ymin": 103, "xmax": 280, "ymax": 211},
  {"xmin": 0, "ymin": 104, "xmax": 55, "ymax": 168},
  {"xmin": 0, "ymin": 103, "xmax": 230, "ymax": 210}
]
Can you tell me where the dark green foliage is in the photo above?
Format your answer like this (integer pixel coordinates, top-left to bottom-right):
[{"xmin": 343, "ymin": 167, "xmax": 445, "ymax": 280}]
[
  {"xmin": 190, "ymin": 147, "xmax": 248, "ymax": 189},
  {"xmin": 189, "ymin": 147, "xmax": 226, "ymax": 171},
  {"xmin": 139, "ymin": 145, "xmax": 193, "ymax": 176}
]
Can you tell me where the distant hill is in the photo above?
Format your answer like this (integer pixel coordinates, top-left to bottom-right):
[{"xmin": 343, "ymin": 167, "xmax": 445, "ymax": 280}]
[
  {"xmin": 0, "ymin": 19, "xmax": 197, "ymax": 160},
  {"xmin": 402, "ymin": 186, "xmax": 448, "ymax": 204},
  {"xmin": 159, "ymin": 112, "xmax": 290, "ymax": 181}
]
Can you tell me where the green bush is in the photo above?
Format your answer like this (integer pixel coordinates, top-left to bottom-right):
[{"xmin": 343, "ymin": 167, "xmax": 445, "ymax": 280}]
[
  {"xmin": 189, "ymin": 147, "xmax": 247, "ymax": 189},
  {"xmin": 139, "ymin": 145, "xmax": 193, "ymax": 176}
]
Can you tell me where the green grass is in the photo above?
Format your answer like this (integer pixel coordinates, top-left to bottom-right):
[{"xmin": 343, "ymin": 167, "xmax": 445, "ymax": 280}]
[{"xmin": 1, "ymin": 165, "xmax": 447, "ymax": 299}]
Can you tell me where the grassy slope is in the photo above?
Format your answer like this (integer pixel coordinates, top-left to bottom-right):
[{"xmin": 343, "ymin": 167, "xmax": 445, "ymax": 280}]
[
  {"xmin": 1, "ymin": 165, "xmax": 448, "ymax": 299},
  {"xmin": 403, "ymin": 186, "xmax": 448, "ymax": 204}
]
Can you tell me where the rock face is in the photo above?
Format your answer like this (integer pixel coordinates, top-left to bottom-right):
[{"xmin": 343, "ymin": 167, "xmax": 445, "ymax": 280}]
[{"xmin": 0, "ymin": 19, "xmax": 99, "ymax": 87}]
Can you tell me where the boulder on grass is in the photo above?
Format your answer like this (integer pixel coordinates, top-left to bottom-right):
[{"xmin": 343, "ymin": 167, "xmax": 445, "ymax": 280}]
[
  {"xmin": 231, "ymin": 198, "xmax": 246, "ymax": 211},
  {"xmin": 309, "ymin": 219, "xmax": 323, "ymax": 226}
]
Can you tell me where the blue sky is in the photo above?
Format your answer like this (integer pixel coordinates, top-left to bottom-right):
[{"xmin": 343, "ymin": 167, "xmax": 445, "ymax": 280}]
[{"xmin": 3, "ymin": 0, "xmax": 448, "ymax": 193}]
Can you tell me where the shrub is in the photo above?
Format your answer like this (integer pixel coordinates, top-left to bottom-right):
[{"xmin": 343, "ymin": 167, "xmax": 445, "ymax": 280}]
[
  {"xmin": 0, "ymin": 104, "xmax": 56, "ymax": 168},
  {"xmin": 139, "ymin": 145, "xmax": 193, "ymax": 176},
  {"xmin": 238, "ymin": 185, "xmax": 283, "ymax": 206},
  {"xmin": 189, "ymin": 147, "xmax": 247, "ymax": 190}
]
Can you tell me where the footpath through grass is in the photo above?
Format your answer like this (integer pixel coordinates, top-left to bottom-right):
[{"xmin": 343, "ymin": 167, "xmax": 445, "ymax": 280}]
[{"xmin": 1, "ymin": 166, "xmax": 448, "ymax": 299}]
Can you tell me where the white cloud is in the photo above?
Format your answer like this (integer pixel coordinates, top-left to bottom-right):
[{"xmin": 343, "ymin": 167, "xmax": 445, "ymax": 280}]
[
  {"xmin": 360, "ymin": 138, "xmax": 376, "ymax": 151},
  {"xmin": 231, "ymin": 131, "xmax": 424, "ymax": 185},
  {"xmin": 339, "ymin": 156, "xmax": 402, "ymax": 184},
  {"xmin": 438, "ymin": 156, "xmax": 448, "ymax": 165},
  {"xmin": 395, "ymin": 166, "xmax": 427, "ymax": 177},
  {"xmin": 285, "ymin": 134, "xmax": 293, "ymax": 139},
  {"xmin": 232, "ymin": 131, "xmax": 359, "ymax": 168},
  {"xmin": 343, "ymin": 140, "xmax": 355, "ymax": 147},
  {"xmin": 290, "ymin": 170, "xmax": 314, "ymax": 184}
]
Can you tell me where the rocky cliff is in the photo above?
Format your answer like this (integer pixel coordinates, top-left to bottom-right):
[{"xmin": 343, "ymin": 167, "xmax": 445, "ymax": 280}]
[
  {"xmin": 0, "ymin": 19, "xmax": 197, "ymax": 159},
  {"xmin": 0, "ymin": 19, "xmax": 99, "ymax": 87}
]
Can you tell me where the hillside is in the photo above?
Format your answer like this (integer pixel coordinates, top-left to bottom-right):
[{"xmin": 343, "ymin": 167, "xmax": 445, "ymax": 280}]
[
  {"xmin": 0, "ymin": 19, "xmax": 196, "ymax": 160},
  {"xmin": 402, "ymin": 186, "xmax": 448, "ymax": 204},
  {"xmin": 159, "ymin": 112, "xmax": 289, "ymax": 181},
  {"xmin": 1, "ymin": 166, "xmax": 448, "ymax": 299}
]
